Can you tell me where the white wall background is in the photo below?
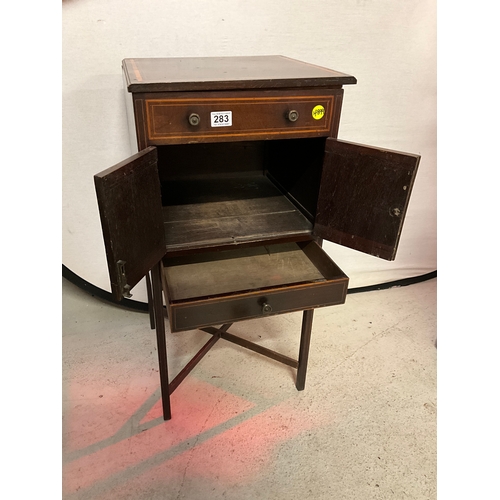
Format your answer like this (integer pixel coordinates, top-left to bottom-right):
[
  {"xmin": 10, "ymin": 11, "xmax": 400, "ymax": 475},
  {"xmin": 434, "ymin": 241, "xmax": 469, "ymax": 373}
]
[{"xmin": 62, "ymin": 0, "xmax": 436, "ymax": 303}]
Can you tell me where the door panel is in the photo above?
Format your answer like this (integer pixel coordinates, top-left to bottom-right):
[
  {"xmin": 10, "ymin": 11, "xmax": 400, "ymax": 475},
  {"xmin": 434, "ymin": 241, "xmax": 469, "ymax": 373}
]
[
  {"xmin": 94, "ymin": 146, "xmax": 166, "ymax": 300},
  {"xmin": 314, "ymin": 139, "xmax": 420, "ymax": 260}
]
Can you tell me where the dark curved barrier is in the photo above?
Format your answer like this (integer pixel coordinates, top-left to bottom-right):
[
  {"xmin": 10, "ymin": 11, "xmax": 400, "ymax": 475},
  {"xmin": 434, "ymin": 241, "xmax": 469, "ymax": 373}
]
[{"xmin": 62, "ymin": 264, "xmax": 437, "ymax": 312}]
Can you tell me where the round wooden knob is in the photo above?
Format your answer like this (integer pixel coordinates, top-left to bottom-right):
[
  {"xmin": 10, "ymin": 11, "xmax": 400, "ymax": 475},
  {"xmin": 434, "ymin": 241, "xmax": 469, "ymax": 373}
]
[
  {"xmin": 188, "ymin": 113, "xmax": 200, "ymax": 126},
  {"xmin": 262, "ymin": 302, "xmax": 273, "ymax": 314}
]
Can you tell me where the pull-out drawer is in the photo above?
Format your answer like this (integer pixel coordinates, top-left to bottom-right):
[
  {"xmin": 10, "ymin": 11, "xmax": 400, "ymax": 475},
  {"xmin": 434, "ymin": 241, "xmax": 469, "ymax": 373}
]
[
  {"xmin": 162, "ymin": 240, "xmax": 348, "ymax": 332},
  {"xmin": 140, "ymin": 90, "xmax": 337, "ymax": 144}
]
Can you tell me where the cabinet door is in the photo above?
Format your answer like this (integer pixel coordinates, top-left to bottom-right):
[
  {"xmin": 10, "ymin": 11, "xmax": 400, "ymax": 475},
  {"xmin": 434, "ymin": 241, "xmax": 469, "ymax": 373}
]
[
  {"xmin": 94, "ymin": 146, "xmax": 166, "ymax": 300},
  {"xmin": 313, "ymin": 139, "xmax": 420, "ymax": 261}
]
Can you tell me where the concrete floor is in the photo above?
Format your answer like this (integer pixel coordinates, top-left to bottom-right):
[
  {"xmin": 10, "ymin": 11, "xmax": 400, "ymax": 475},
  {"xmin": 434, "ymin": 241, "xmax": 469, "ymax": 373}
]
[{"xmin": 62, "ymin": 276, "xmax": 436, "ymax": 500}]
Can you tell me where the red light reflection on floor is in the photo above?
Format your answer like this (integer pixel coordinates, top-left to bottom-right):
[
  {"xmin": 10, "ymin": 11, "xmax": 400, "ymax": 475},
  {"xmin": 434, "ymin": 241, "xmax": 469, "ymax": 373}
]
[
  {"xmin": 63, "ymin": 377, "xmax": 254, "ymax": 496},
  {"xmin": 63, "ymin": 380, "xmax": 147, "ymax": 454},
  {"xmin": 64, "ymin": 373, "xmax": 330, "ymax": 499},
  {"xmin": 139, "ymin": 398, "xmax": 326, "ymax": 484}
]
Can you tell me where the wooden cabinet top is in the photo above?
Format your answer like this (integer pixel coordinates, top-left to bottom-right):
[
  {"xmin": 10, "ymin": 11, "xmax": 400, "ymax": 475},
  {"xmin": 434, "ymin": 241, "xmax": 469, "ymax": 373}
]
[{"xmin": 122, "ymin": 55, "xmax": 357, "ymax": 93}]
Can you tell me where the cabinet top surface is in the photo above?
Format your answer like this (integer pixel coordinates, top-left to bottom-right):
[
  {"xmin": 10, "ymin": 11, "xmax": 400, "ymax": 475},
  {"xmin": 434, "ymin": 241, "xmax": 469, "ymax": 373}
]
[{"xmin": 122, "ymin": 55, "xmax": 356, "ymax": 92}]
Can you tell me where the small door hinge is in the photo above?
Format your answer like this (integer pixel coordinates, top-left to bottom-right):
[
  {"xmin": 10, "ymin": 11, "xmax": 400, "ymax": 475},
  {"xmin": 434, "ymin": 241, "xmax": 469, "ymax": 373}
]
[{"xmin": 116, "ymin": 260, "xmax": 133, "ymax": 299}]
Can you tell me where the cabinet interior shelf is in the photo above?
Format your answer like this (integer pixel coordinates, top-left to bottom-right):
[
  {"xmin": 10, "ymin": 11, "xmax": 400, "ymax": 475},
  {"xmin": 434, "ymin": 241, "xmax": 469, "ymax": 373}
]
[{"xmin": 162, "ymin": 173, "xmax": 313, "ymax": 251}]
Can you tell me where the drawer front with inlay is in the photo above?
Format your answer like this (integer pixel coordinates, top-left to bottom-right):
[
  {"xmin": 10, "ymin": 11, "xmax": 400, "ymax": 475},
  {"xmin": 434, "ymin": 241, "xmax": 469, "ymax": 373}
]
[
  {"xmin": 169, "ymin": 281, "xmax": 347, "ymax": 332},
  {"xmin": 162, "ymin": 241, "xmax": 349, "ymax": 332},
  {"xmin": 141, "ymin": 91, "xmax": 336, "ymax": 144}
]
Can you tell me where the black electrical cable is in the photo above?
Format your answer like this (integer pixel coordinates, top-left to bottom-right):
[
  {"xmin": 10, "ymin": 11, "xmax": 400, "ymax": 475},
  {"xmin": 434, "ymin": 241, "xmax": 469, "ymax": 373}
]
[{"xmin": 62, "ymin": 264, "xmax": 437, "ymax": 313}]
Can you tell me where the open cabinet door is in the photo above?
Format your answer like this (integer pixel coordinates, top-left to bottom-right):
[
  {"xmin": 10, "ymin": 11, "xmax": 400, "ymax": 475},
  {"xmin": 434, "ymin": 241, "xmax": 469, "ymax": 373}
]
[
  {"xmin": 313, "ymin": 139, "xmax": 420, "ymax": 260},
  {"xmin": 94, "ymin": 146, "xmax": 166, "ymax": 300}
]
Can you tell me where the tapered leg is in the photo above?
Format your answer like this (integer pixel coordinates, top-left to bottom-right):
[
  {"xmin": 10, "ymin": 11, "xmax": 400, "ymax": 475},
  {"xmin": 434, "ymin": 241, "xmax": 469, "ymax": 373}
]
[
  {"xmin": 151, "ymin": 262, "xmax": 171, "ymax": 420},
  {"xmin": 145, "ymin": 272, "xmax": 155, "ymax": 330},
  {"xmin": 296, "ymin": 309, "xmax": 314, "ymax": 391}
]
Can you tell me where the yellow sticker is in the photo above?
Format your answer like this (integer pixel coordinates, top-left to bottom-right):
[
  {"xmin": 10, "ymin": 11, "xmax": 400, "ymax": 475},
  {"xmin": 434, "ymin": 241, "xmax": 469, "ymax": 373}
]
[{"xmin": 312, "ymin": 105, "xmax": 325, "ymax": 120}]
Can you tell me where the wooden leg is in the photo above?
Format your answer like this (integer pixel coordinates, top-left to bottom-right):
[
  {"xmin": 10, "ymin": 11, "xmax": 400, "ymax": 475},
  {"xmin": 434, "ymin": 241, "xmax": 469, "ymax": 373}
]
[
  {"xmin": 151, "ymin": 262, "xmax": 171, "ymax": 420},
  {"xmin": 145, "ymin": 272, "xmax": 155, "ymax": 330},
  {"xmin": 296, "ymin": 309, "xmax": 314, "ymax": 391}
]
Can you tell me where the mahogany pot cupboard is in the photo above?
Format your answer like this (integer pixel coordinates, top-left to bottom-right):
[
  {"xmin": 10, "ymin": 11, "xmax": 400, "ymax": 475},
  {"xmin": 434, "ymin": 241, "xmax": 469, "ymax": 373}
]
[{"xmin": 94, "ymin": 56, "xmax": 420, "ymax": 420}]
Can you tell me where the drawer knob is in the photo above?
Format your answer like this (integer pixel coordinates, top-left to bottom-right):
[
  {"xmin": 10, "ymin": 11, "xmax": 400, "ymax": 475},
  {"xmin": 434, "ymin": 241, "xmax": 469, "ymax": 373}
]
[
  {"xmin": 188, "ymin": 113, "xmax": 200, "ymax": 126},
  {"xmin": 262, "ymin": 302, "xmax": 273, "ymax": 314},
  {"xmin": 287, "ymin": 110, "xmax": 299, "ymax": 122}
]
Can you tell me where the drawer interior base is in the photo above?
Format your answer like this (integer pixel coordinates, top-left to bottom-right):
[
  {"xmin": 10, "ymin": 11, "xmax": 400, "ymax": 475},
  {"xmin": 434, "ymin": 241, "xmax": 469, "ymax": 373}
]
[
  {"xmin": 164, "ymin": 242, "xmax": 324, "ymax": 301},
  {"xmin": 163, "ymin": 240, "xmax": 346, "ymax": 301}
]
